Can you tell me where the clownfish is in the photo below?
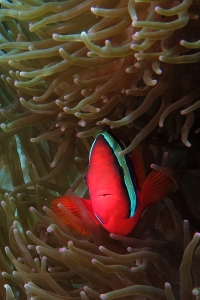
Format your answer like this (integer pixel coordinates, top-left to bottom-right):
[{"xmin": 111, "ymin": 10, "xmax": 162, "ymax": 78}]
[{"xmin": 51, "ymin": 131, "xmax": 174, "ymax": 236}]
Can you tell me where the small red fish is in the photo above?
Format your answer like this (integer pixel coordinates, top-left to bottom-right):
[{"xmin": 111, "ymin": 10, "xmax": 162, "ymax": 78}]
[{"xmin": 51, "ymin": 132, "xmax": 174, "ymax": 236}]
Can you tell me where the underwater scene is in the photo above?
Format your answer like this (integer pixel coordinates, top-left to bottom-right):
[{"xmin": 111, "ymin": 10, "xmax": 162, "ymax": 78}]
[{"xmin": 0, "ymin": 0, "xmax": 199, "ymax": 299}]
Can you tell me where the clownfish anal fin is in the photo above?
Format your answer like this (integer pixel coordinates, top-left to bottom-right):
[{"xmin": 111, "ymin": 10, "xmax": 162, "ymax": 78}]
[{"xmin": 140, "ymin": 170, "xmax": 175, "ymax": 208}]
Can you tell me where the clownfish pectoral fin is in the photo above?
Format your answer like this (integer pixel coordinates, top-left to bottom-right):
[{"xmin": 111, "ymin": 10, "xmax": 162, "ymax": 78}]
[
  {"xmin": 140, "ymin": 169, "xmax": 175, "ymax": 207},
  {"xmin": 51, "ymin": 195, "xmax": 94, "ymax": 236}
]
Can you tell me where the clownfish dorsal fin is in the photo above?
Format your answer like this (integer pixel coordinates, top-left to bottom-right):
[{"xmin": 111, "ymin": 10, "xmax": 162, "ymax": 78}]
[
  {"xmin": 129, "ymin": 145, "xmax": 146, "ymax": 189},
  {"xmin": 51, "ymin": 195, "xmax": 94, "ymax": 236},
  {"xmin": 140, "ymin": 169, "xmax": 175, "ymax": 208}
]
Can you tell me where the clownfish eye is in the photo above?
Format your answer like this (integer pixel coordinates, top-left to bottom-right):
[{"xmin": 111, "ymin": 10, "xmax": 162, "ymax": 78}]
[{"xmin": 118, "ymin": 166, "xmax": 124, "ymax": 177}]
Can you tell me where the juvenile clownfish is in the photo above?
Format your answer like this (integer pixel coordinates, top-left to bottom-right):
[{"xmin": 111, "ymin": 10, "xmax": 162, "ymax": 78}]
[{"xmin": 51, "ymin": 132, "xmax": 174, "ymax": 236}]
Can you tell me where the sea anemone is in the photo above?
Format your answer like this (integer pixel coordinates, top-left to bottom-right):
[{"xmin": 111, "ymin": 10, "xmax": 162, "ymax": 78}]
[
  {"xmin": 0, "ymin": 0, "xmax": 199, "ymax": 159},
  {"xmin": 0, "ymin": 1, "xmax": 199, "ymax": 299},
  {"xmin": 0, "ymin": 119, "xmax": 199, "ymax": 299},
  {"xmin": 0, "ymin": 190, "xmax": 200, "ymax": 300}
]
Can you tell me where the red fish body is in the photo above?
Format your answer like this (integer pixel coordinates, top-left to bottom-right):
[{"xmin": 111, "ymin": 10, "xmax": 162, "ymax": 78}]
[
  {"xmin": 87, "ymin": 135, "xmax": 131, "ymax": 223},
  {"xmin": 51, "ymin": 132, "xmax": 174, "ymax": 236}
]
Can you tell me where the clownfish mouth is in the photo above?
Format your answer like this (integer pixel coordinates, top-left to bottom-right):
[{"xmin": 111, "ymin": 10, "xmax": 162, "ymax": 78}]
[{"xmin": 94, "ymin": 189, "xmax": 114, "ymax": 198}]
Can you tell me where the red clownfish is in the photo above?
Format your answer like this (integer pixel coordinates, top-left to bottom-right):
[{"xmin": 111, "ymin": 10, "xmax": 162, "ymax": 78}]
[{"xmin": 51, "ymin": 131, "xmax": 174, "ymax": 236}]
